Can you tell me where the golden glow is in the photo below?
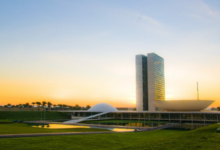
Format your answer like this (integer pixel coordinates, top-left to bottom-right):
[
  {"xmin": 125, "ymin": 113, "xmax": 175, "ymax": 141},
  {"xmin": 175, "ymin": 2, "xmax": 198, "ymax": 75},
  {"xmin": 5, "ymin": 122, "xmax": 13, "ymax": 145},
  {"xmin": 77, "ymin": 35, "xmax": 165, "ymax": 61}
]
[
  {"xmin": 112, "ymin": 128, "xmax": 134, "ymax": 132},
  {"xmin": 1, "ymin": 0, "xmax": 220, "ymax": 109},
  {"xmin": 126, "ymin": 123, "xmax": 143, "ymax": 127},
  {"xmin": 32, "ymin": 124, "xmax": 135, "ymax": 132},
  {"xmin": 0, "ymin": 78, "xmax": 136, "ymax": 107},
  {"xmin": 0, "ymin": 61, "xmax": 220, "ymax": 108},
  {"xmin": 32, "ymin": 124, "xmax": 90, "ymax": 129}
]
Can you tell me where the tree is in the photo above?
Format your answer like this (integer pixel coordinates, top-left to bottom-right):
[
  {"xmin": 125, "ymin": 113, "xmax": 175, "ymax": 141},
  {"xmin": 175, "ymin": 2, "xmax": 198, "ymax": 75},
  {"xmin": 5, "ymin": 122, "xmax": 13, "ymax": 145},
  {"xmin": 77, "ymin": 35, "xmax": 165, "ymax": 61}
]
[
  {"xmin": 36, "ymin": 102, "xmax": 41, "ymax": 107},
  {"xmin": 47, "ymin": 102, "xmax": 52, "ymax": 107},
  {"xmin": 32, "ymin": 102, "xmax": 36, "ymax": 107},
  {"xmin": 42, "ymin": 101, "xmax": 47, "ymax": 108},
  {"xmin": 63, "ymin": 104, "xmax": 67, "ymax": 108},
  {"xmin": 75, "ymin": 104, "xmax": 81, "ymax": 110},
  {"xmin": 217, "ymin": 107, "xmax": 220, "ymax": 111},
  {"xmin": 23, "ymin": 103, "xmax": 29, "ymax": 107},
  {"xmin": 58, "ymin": 104, "xmax": 63, "ymax": 109},
  {"xmin": 69, "ymin": 105, "xmax": 73, "ymax": 109},
  {"xmin": 47, "ymin": 102, "xmax": 52, "ymax": 110},
  {"xmin": 86, "ymin": 105, "xmax": 91, "ymax": 110}
]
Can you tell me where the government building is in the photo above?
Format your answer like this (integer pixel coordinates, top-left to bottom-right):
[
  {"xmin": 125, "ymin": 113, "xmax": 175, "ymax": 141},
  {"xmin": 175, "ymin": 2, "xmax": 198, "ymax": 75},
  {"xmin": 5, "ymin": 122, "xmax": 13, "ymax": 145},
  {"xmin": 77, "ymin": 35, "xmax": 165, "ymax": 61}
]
[
  {"xmin": 62, "ymin": 53, "xmax": 217, "ymax": 124},
  {"xmin": 136, "ymin": 53, "xmax": 165, "ymax": 111}
]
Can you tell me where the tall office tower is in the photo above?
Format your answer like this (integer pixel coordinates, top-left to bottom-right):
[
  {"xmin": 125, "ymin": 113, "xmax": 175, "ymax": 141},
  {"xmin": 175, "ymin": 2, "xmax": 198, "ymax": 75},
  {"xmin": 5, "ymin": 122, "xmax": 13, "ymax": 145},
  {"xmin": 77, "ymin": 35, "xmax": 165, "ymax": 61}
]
[{"xmin": 136, "ymin": 53, "xmax": 165, "ymax": 111}]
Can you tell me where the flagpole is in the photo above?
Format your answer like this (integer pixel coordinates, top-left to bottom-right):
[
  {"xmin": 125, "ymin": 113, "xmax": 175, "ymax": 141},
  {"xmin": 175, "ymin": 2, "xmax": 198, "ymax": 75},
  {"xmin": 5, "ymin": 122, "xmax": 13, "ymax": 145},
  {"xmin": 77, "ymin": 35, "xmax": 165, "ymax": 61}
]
[{"xmin": 197, "ymin": 82, "xmax": 199, "ymax": 100}]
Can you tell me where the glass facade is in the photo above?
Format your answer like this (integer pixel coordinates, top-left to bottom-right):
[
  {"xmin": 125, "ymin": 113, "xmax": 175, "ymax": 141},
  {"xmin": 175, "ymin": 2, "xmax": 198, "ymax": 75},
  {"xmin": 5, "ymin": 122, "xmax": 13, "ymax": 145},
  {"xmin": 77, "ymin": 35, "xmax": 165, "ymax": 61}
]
[
  {"xmin": 136, "ymin": 55, "xmax": 149, "ymax": 111},
  {"xmin": 73, "ymin": 112, "xmax": 220, "ymax": 123},
  {"xmin": 136, "ymin": 53, "xmax": 165, "ymax": 111},
  {"xmin": 142, "ymin": 56, "xmax": 149, "ymax": 110},
  {"xmin": 153, "ymin": 54, "xmax": 165, "ymax": 100}
]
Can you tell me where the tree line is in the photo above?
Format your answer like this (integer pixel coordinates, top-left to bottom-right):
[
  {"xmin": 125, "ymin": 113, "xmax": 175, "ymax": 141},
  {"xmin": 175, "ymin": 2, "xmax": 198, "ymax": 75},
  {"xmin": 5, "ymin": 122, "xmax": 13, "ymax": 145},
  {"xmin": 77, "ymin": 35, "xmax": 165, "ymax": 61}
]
[{"xmin": 0, "ymin": 101, "xmax": 91, "ymax": 110}]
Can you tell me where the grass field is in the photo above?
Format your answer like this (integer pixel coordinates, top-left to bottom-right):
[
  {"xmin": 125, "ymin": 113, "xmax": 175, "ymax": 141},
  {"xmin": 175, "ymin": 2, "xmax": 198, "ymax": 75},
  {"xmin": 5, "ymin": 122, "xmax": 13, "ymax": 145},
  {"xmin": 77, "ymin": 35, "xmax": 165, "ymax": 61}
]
[
  {"xmin": 0, "ymin": 111, "xmax": 70, "ymax": 121},
  {"xmin": 0, "ymin": 123, "xmax": 219, "ymax": 150},
  {"xmin": 0, "ymin": 123, "xmax": 109, "ymax": 135}
]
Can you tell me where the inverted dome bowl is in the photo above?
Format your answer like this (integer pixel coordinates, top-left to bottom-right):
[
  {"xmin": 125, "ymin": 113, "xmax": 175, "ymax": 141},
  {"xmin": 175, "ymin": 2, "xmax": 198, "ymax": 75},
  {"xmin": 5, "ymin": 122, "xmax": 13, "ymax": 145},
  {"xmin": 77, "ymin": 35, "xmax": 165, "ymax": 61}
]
[{"xmin": 155, "ymin": 100, "xmax": 214, "ymax": 111}]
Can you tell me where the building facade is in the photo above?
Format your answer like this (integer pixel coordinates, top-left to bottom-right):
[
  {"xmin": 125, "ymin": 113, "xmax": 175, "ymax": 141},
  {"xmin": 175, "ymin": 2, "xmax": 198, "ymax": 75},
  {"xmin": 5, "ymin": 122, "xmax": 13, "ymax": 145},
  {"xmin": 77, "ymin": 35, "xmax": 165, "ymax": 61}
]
[
  {"xmin": 63, "ymin": 110, "xmax": 220, "ymax": 123},
  {"xmin": 136, "ymin": 53, "xmax": 165, "ymax": 111}
]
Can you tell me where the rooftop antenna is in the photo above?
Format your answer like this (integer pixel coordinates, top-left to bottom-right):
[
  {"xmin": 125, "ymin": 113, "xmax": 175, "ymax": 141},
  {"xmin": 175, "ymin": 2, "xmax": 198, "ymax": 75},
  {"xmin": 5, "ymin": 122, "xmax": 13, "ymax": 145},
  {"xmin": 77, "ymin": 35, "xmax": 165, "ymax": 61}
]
[{"xmin": 197, "ymin": 82, "xmax": 199, "ymax": 100}]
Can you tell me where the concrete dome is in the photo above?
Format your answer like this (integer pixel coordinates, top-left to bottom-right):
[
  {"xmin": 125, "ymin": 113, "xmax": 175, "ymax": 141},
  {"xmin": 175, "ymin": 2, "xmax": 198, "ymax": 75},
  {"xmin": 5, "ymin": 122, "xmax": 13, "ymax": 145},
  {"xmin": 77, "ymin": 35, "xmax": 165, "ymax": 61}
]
[{"xmin": 88, "ymin": 103, "xmax": 118, "ymax": 112}]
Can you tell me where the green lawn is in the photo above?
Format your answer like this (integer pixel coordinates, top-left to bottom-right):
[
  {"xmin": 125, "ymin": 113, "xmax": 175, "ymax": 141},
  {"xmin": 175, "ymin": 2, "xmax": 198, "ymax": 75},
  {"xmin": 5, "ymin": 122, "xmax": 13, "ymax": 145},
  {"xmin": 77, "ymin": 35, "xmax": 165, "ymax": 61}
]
[
  {"xmin": 0, "ymin": 123, "xmax": 109, "ymax": 135},
  {"xmin": 0, "ymin": 120, "xmax": 12, "ymax": 122},
  {"xmin": 0, "ymin": 111, "xmax": 70, "ymax": 121},
  {"xmin": 0, "ymin": 123, "xmax": 219, "ymax": 150}
]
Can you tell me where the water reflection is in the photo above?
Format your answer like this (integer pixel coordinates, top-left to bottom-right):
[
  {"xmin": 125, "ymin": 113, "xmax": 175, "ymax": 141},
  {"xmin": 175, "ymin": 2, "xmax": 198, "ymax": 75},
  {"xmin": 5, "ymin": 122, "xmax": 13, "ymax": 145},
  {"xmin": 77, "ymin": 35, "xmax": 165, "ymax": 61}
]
[
  {"xmin": 32, "ymin": 124, "xmax": 90, "ymax": 129},
  {"xmin": 112, "ymin": 128, "xmax": 134, "ymax": 132},
  {"xmin": 31, "ymin": 124, "xmax": 134, "ymax": 132},
  {"xmin": 85, "ymin": 122, "xmax": 168, "ymax": 127}
]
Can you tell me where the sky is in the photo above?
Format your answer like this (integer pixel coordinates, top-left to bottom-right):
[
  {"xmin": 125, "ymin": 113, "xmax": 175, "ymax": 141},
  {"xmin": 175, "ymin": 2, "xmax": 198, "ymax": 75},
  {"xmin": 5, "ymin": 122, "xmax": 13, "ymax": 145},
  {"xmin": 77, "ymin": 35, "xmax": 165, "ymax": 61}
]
[{"xmin": 0, "ymin": 0, "xmax": 220, "ymax": 107}]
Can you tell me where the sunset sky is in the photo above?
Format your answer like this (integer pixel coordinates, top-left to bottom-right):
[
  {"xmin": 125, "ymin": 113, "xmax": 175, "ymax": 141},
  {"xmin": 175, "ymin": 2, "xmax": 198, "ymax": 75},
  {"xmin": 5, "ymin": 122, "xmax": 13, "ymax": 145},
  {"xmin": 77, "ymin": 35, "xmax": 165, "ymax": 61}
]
[{"xmin": 0, "ymin": 0, "xmax": 220, "ymax": 107}]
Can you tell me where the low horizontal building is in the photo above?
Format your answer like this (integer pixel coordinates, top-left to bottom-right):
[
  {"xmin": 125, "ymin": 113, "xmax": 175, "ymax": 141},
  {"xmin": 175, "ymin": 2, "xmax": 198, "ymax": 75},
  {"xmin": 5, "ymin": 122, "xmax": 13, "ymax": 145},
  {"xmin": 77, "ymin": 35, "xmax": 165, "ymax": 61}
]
[
  {"xmin": 62, "ymin": 110, "xmax": 220, "ymax": 123},
  {"xmin": 61, "ymin": 103, "xmax": 220, "ymax": 123}
]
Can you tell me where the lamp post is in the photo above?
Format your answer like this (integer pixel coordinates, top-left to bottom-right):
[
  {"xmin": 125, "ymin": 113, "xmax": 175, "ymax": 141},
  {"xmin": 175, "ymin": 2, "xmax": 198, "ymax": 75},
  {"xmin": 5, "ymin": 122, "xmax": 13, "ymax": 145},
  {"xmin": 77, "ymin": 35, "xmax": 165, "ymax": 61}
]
[
  {"xmin": 44, "ymin": 106, "xmax": 46, "ymax": 121},
  {"xmin": 197, "ymin": 82, "xmax": 199, "ymax": 100},
  {"xmin": 41, "ymin": 110, "xmax": 43, "ymax": 121}
]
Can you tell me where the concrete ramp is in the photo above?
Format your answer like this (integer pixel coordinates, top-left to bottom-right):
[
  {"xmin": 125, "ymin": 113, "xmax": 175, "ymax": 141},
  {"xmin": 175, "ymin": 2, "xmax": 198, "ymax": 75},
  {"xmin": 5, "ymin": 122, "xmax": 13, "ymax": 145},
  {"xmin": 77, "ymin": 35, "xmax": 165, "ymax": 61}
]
[
  {"xmin": 139, "ymin": 123, "xmax": 181, "ymax": 132},
  {"xmin": 64, "ymin": 112, "xmax": 109, "ymax": 123}
]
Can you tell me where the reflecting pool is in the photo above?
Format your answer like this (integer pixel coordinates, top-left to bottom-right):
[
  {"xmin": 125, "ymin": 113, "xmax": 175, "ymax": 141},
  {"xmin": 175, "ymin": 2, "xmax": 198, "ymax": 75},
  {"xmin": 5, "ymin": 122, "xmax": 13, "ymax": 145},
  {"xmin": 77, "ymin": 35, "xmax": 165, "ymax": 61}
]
[
  {"xmin": 29, "ymin": 123, "xmax": 135, "ymax": 132},
  {"xmin": 32, "ymin": 124, "xmax": 90, "ymax": 129},
  {"xmin": 83, "ymin": 122, "xmax": 169, "ymax": 127}
]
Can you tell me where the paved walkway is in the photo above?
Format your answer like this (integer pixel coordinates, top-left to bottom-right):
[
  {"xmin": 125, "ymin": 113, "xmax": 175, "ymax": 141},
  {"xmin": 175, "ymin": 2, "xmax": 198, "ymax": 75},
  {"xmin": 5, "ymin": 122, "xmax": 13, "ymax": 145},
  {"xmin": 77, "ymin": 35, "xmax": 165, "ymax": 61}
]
[
  {"xmin": 64, "ymin": 112, "xmax": 110, "ymax": 123},
  {"xmin": 0, "ymin": 131, "xmax": 133, "ymax": 139}
]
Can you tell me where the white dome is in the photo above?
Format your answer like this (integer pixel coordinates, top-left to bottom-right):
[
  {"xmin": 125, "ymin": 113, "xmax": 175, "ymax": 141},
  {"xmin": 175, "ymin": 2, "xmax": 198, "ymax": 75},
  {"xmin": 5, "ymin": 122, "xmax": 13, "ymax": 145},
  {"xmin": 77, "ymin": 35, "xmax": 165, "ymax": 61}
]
[{"xmin": 88, "ymin": 103, "xmax": 118, "ymax": 112}]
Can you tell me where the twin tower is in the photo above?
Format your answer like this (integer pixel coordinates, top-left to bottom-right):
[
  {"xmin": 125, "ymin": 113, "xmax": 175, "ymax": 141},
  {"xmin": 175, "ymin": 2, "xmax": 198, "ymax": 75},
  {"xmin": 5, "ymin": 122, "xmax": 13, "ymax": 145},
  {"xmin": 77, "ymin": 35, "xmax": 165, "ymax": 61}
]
[{"xmin": 136, "ymin": 53, "xmax": 165, "ymax": 111}]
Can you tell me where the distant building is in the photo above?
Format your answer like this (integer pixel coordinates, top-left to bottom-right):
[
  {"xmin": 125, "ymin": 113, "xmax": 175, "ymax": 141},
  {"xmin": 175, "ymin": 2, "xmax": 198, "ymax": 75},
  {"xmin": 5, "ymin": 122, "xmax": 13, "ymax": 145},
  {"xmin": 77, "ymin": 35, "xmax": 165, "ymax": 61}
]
[
  {"xmin": 116, "ymin": 107, "xmax": 136, "ymax": 111},
  {"xmin": 136, "ymin": 53, "xmax": 165, "ymax": 111}
]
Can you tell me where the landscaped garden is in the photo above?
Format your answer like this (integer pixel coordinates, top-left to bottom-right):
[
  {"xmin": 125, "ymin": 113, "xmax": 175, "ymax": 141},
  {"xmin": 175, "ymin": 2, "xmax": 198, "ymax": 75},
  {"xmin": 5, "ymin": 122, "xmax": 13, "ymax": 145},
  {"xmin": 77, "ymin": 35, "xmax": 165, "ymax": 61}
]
[{"xmin": 0, "ymin": 123, "xmax": 219, "ymax": 150}]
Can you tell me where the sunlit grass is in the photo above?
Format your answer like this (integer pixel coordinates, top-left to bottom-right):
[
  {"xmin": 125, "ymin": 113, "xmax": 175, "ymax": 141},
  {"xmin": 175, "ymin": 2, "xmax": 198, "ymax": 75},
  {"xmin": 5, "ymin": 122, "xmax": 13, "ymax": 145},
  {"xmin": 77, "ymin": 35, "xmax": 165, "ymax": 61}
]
[
  {"xmin": 1, "ymin": 123, "xmax": 219, "ymax": 150},
  {"xmin": 0, "ymin": 123, "xmax": 109, "ymax": 135}
]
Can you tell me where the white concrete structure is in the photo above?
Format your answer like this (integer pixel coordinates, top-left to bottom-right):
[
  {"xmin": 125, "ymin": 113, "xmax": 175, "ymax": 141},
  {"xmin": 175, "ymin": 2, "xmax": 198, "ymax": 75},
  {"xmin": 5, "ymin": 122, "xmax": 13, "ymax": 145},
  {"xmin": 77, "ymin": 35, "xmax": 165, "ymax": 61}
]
[
  {"xmin": 64, "ymin": 111, "xmax": 109, "ymax": 123},
  {"xmin": 155, "ymin": 100, "xmax": 215, "ymax": 111},
  {"xmin": 88, "ymin": 103, "xmax": 118, "ymax": 112}
]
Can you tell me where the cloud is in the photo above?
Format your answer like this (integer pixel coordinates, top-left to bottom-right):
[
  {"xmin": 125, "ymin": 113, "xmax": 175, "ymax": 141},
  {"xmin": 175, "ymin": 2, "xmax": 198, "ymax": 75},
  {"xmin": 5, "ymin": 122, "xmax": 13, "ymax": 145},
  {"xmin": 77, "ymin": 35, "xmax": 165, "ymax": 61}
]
[
  {"xmin": 187, "ymin": 13, "xmax": 204, "ymax": 19},
  {"xmin": 76, "ymin": 32, "xmax": 111, "ymax": 41},
  {"xmin": 126, "ymin": 12, "xmax": 170, "ymax": 36},
  {"xmin": 134, "ymin": 13, "xmax": 162, "ymax": 26},
  {"xmin": 198, "ymin": 0, "xmax": 220, "ymax": 18},
  {"xmin": 187, "ymin": 0, "xmax": 220, "ymax": 19}
]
